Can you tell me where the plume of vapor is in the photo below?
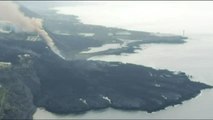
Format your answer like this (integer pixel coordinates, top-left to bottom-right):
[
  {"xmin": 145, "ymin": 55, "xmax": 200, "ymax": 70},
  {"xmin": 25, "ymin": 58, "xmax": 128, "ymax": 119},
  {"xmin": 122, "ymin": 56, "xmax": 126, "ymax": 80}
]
[
  {"xmin": 0, "ymin": 1, "xmax": 65, "ymax": 59},
  {"xmin": 0, "ymin": 1, "xmax": 40, "ymax": 32},
  {"xmin": 36, "ymin": 28, "xmax": 65, "ymax": 59}
]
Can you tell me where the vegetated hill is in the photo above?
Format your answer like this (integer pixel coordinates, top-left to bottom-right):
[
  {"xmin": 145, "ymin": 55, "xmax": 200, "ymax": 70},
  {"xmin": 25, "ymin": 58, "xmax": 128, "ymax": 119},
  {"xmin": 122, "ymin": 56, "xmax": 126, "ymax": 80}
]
[
  {"xmin": 42, "ymin": 12, "xmax": 186, "ymax": 59},
  {"xmin": 18, "ymin": 5, "xmax": 187, "ymax": 60}
]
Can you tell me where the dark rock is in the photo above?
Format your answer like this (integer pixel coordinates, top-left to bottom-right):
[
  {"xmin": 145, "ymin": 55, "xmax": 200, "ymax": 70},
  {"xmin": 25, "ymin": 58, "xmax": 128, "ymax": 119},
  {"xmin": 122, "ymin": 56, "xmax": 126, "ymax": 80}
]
[{"xmin": 0, "ymin": 35, "xmax": 212, "ymax": 119}]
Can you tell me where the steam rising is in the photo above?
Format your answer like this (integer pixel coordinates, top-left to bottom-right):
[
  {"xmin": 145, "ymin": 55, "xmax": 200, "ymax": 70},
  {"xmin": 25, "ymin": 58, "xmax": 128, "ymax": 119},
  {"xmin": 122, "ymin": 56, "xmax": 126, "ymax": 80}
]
[{"xmin": 0, "ymin": 1, "xmax": 65, "ymax": 59}]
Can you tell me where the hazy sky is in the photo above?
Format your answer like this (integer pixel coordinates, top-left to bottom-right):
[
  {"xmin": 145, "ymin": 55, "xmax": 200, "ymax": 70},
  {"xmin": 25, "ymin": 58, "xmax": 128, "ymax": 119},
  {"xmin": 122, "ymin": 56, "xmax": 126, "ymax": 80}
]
[
  {"xmin": 5, "ymin": 1, "xmax": 213, "ymax": 35},
  {"xmin": 54, "ymin": 1, "xmax": 213, "ymax": 35}
]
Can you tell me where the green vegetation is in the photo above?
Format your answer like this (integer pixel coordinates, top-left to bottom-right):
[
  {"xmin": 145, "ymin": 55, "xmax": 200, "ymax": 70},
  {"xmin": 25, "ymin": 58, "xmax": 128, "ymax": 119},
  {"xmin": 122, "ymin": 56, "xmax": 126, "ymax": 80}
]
[
  {"xmin": 0, "ymin": 87, "xmax": 7, "ymax": 119},
  {"xmin": 0, "ymin": 87, "xmax": 6, "ymax": 107}
]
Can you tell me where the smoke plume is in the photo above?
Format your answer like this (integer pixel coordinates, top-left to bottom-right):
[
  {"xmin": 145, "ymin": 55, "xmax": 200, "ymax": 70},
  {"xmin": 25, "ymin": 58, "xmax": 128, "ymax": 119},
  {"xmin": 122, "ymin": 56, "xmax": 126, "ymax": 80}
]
[{"xmin": 0, "ymin": 1, "xmax": 65, "ymax": 59}]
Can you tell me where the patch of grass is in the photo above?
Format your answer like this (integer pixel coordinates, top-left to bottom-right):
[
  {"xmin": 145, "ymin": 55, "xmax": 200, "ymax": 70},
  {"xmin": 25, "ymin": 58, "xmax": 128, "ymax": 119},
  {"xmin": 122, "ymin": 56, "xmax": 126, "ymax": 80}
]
[{"xmin": 0, "ymin": 87, "xmax": 7, "ymax": 112}]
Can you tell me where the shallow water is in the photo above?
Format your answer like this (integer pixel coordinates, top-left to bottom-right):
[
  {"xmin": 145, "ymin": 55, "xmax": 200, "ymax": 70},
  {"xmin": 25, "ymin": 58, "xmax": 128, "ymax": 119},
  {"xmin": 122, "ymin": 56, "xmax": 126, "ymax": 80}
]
[{"xmin": 81, "ymin": 43, "xmax": 122, "ymax": 54}]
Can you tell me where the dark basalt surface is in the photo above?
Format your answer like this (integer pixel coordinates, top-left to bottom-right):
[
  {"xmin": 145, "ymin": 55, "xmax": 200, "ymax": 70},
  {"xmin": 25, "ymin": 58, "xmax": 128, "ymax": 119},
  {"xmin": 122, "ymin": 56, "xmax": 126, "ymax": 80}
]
[
  {"xmin": 34, "ymin": 59, "xmax": 211, "ymax": 114},
  {"xmin": 0, "ymin": 38, "xmax": 212, "ymax": 119}
]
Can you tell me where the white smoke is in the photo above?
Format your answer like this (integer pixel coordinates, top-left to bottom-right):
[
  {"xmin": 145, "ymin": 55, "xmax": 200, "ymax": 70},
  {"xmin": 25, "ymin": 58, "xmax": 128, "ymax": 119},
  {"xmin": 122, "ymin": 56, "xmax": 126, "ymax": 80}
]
[{"xmin": 0, "ymin": 1, "xmax": 65, "ymax": 59}]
